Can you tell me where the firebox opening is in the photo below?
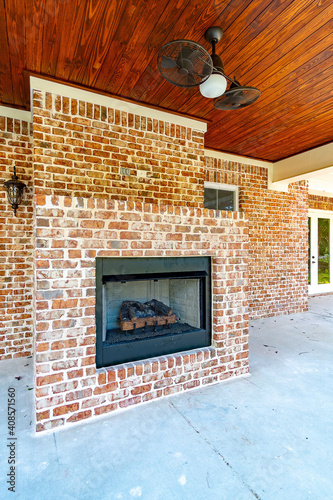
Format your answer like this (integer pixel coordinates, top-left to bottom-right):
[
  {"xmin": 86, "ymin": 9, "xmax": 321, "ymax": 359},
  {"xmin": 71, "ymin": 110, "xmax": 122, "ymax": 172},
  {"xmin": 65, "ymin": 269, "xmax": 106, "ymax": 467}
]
[{"xmin": 96, "ymin": 257, "xmax": 211, "ymax": 368}]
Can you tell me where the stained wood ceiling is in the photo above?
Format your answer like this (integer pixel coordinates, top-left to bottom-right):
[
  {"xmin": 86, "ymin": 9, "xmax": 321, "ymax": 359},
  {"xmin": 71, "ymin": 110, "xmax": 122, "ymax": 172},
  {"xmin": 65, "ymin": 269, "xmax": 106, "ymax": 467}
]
[{"xmin": 1, "ymin": 0, "xmax": 332, "ymax": 161}]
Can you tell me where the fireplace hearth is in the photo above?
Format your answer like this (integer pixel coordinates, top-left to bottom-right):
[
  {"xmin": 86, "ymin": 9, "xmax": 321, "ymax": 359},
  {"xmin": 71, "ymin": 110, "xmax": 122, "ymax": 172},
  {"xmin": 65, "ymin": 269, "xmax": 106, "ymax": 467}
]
[{"xmin": 96, "ymin": 257, "xmax": 211, "ymax": 367}]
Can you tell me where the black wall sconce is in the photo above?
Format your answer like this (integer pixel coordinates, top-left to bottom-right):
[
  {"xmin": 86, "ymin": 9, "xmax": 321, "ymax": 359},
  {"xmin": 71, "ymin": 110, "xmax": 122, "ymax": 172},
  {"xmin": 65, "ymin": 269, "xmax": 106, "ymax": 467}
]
[{"xmin": 3, "ymin": 167, "xmax": 27, "ymax": 216}]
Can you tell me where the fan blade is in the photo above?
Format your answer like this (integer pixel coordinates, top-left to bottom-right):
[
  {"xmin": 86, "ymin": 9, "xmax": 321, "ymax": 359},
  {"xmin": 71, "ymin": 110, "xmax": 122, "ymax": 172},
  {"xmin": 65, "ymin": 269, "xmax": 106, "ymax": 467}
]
[
  {"xmin": 214, "ymin": 94, "xmax": 237, "ymax": 110},
  {"xmin": 202, "ymin": 64, "xmax": 212, "ymax": 76},
  {"xmin": 187, "ymin": 73, "xmax": 198, "ymax": 86},
  {"xmin": 187, "ymin": 49, "xmax": 201, "ymax": 62},
  {"xmin": 227, "ymin": 95, "xmax": 244, "ymax": 108},
  {"xmin": 197, "ymin": 55, "xmax": 212, "ymax": 66},
  {"xmin": 178, "ymin": 47, "xmax": 190, "ymax": 67},
  {"xmin": 196, "ymin": 55, "xmax": 213, "ymax": 76},
  {"xmin": 231, "ymin": 94, "xmax": 246, "ymax": 105},
  {"xmin": 178, "ymin": 47, "xmax": 204, "ymax": 66},
  {"xmin": 160, "ymin": 56, "xmax": 178, "ymax": 69}
]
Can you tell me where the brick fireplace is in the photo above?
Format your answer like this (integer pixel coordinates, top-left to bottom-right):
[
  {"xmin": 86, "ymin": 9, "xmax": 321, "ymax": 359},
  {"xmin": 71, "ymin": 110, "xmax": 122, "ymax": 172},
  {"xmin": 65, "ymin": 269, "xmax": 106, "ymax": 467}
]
[
  {"xmin": 31, "ymin": 80, "xmax": 249, "ymax": 431},
  {"xmin": 35, "ymin": 195, "xmax": 248, "ymax": 431}
]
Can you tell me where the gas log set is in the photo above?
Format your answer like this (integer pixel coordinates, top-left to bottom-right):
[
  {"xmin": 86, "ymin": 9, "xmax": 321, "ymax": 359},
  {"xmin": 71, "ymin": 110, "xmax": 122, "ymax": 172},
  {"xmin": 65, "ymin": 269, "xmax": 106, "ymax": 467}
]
[
  {"xmin": 120, "ymin": 299, "xmax": 177, "ymax": 332},
  {"xmin": 104, "ymin": 298, "xmax": 198, "ymax": 347}
]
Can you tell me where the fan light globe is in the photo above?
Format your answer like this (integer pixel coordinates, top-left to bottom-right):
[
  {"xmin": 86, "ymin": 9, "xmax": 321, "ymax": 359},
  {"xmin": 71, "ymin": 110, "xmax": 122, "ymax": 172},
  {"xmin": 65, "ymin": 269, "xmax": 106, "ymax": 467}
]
[{"xmin": 199, "ymin": 73, "xmax": 227, "ymax": 98}]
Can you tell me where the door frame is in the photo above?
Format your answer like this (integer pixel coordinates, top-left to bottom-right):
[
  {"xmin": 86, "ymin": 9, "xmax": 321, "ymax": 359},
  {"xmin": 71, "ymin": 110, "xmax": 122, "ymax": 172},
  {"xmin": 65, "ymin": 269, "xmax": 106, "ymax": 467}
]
[{"xmin": 308, "ymin": 209, "xmax": 333, "ymax": 294}]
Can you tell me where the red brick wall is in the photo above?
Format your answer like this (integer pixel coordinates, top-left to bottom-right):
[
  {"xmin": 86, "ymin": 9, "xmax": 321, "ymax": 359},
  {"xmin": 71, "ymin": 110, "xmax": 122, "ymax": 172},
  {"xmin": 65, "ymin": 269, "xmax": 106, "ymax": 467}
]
[
  {"xmin": 0, "ymin": 116, "xmax": 34, "ymax": 359},
  {"xmin": 32, "ymin": 90, "xmax": 205, "ymax": 205},
  {"xmin": 205, "ymin": 157, "xmax": 309, "ymax": 318},
  {"xmin": 1, "ymin": 85, "xmax": 319, "ymax": 430},
  {"xmin": 34, "ymin": 196, "xmax": 249, "ymax": 431},
  {"xmin": 309, "ymin": 194, "xmax": 333, "ymax": 211}
]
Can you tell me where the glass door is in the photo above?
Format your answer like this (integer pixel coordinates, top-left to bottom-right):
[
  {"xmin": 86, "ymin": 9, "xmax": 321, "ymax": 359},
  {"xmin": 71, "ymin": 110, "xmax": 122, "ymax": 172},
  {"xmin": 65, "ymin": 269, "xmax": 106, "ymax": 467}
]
[{"xmin": 308, "ymin": 211, "xmax": 333, "ymax": 294}]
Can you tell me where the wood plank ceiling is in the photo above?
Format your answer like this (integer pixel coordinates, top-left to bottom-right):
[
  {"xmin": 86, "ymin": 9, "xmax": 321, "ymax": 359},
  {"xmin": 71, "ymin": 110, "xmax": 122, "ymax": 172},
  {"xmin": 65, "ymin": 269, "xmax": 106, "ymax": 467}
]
[{"xmin": 0, "ymin": 0, "xmax": 332, "ymax": 161}]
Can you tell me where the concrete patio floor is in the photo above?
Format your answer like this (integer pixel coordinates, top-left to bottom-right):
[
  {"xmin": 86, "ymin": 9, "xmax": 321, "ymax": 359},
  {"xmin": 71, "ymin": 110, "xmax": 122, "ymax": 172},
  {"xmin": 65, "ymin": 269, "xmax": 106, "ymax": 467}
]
[{"xmin": 0, "ymin": 295, "xmax": 332, "ymax": 500}]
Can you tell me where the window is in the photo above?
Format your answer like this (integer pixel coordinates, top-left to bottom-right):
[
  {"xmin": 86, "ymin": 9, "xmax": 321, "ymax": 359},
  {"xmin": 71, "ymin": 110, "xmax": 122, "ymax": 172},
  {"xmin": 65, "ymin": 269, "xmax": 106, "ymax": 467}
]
[{"xmin": 204, "ymin": 182, "xmax": 238, "ymax": 212}]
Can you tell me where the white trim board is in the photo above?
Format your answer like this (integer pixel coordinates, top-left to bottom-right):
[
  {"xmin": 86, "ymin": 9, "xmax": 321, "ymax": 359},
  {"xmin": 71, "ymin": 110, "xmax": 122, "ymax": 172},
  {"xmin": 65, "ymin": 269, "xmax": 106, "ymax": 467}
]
[
  {"xmin": 204, "ymin": 148, "xmax": 273, "ymax": 169},
  {"xmin": 29, "ymin": 76, "xmax": 207, "ymax": 132},
  {"xmin": 309, "ymin": 209, "xmax": 333, "ymax": 216},
  {"xmin": 309, "ymin": 189, "xmax": 333, "ymax": 198},
  {"xmin": 0, "ymin": 105, "xmax": 31, "ymax": 122}
]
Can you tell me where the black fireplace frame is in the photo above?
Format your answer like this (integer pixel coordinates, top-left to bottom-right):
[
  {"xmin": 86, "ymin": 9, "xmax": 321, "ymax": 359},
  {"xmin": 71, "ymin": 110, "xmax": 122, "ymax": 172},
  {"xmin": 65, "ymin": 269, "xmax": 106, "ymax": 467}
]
[{"xmin": 96, "ymin": 257, "xmax": 211, "ymax": 368}]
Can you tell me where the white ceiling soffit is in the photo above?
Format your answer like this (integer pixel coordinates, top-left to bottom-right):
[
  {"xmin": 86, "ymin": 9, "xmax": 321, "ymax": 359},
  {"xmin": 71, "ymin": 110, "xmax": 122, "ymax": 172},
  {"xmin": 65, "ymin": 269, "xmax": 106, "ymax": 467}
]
[
  {"xmin": 273, "ymin": 143, "xmax": 333, "ymax": 182},
  {"xmin": 308, "ymin": 170, "xmax": 333, "ymax": 197},
  {"xmin": 269, "ymin": 143, "xmax": 333, "ymax": 197}
]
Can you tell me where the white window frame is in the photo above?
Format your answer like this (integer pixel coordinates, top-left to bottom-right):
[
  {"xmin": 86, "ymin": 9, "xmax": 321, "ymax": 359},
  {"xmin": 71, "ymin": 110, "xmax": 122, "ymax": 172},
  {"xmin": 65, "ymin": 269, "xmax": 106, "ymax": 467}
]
[{"xmin": 204, "ymin": 182, "xmax": 239, "ymax": 211}]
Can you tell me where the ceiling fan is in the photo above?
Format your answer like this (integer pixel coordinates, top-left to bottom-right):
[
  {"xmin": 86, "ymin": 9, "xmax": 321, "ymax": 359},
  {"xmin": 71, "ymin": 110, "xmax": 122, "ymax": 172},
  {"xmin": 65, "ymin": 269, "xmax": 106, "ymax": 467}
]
[{"xmin": 157, "ymin": 27, "xmax": 260, "ymax": 110}]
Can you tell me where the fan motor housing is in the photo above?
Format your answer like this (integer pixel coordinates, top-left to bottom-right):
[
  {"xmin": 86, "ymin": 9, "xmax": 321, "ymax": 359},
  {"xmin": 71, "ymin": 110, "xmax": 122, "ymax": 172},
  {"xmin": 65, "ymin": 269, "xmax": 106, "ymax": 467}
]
[{"xmin": 211, "ymin": 53, "xmax": 224, "ymax": 72}]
